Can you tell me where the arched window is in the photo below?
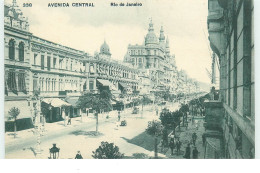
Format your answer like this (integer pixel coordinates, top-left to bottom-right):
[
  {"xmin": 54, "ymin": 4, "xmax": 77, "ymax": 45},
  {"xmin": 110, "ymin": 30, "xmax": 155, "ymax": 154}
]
[
  {"xmin": 18, "ymin": 42, "xmax": 25, "ymax": 61},
  {"xmin": 9, "ymin": 39, "xmax": 15, "ymax": 60}
]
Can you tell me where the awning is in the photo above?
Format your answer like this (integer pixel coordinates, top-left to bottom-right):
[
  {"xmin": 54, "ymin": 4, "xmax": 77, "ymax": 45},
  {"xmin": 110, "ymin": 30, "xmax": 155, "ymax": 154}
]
[
  {"xmin": 65, "ymin": 97, "xmax": 79, "ymax": 107},
  {"xmin": 5, "ymin": 100, "xmax": 32, "ymax": 121},
  {"xmin": 97, "ymin": 79, "xmax": 117, "ymax": 90},
  {"xmin": 119, "ymin": 82, "xmax": 129, "ymax": 89},
  {"xmin": 43, "ymin": 98, "xmax": 71, "ymax": 107}
]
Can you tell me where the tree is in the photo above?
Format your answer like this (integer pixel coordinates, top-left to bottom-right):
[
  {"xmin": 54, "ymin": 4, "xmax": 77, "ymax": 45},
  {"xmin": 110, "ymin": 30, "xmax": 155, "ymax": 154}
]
[
  {"xmin": 146, "ymin": 120, "xmax": 163, "ymax": 158},
  {"xmin": 132, "ymin": 98, "xmax": 140, "ymax": 107},
  {"xmin": 77, "ymin": 90, "xmax": 112, "ymax": 133},
  {"xmin": 180, "ymin": 104, "xmax": 189, "ymax": 126},
  {"xmin": 160, "ymin": 110, "xmax": 180, "ymax": 135},
  {"xmin": 140, "ymin": 95, "xmax": 152, "ymax": 111},
  {"xmin": 8, "ymin": 107, "xmax": 20, "ymax": 138},
  {"xmin": 92, "ymin": 141, "xmax": 124, "ymax": 159},
  {"xmin": 41, "ymin": 102, "xmax": 49, "ymax": 124}
]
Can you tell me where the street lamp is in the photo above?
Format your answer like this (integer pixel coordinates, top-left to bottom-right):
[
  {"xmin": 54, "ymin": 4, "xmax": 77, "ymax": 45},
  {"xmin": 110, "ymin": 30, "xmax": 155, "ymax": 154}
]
[{"xmin": 49, "ymin": 143, "xmax": 60, "ymax": 159}]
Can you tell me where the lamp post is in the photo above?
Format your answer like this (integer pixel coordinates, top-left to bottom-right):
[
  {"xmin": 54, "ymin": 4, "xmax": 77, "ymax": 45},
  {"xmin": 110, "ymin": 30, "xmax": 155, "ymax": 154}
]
[{"xmin": 49, "ymin": 143, "xmax": 60, "ymax": 159}]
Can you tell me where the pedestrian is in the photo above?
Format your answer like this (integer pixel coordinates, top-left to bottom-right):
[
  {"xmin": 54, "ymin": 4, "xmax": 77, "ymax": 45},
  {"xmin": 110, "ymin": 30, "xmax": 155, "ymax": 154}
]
[
  {"xmin": 75, "ymin": 151, "xmax": 83, "ymax": 159},
  {"xmin": 176, "ymin": 138, "xmax": 182, "ymax": 155},
  {"xmin": 192, "ymin": 146, "xmax": 199, "ymax": 159},
  {"xmin": 183, "ymin": 143, "xmax": 191, "ymax": 159},
  {"xmin": 169, "ymin": 138, "xmax": 175, "ymax": 155},
  {"xmin": 67, "ymin": 116, "xmax": 72, "ymax": 125},
  {"xmin": 192, "ymin": 132, "xmax": 197, "ymax": 145},
  {"xmin": 118, "ymin": 111, "xmax": 121, "ymax": 122}
]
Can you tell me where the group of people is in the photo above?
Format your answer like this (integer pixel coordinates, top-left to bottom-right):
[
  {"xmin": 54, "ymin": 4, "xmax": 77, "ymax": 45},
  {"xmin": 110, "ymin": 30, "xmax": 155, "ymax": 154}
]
[
  {"xmin": 189, "ymin": 101, "xmax": 205, "ymax": 117},
  {"xmin": 165, "ymin": 132, "xmax": 199, "ymax": 159},
  {"xmin": 168, "ymin": 136, "xmax": 182, "ymax": 156},
  {"xmin": 183, "ymin": 132, "xmax": 199, "ymax": 159}
]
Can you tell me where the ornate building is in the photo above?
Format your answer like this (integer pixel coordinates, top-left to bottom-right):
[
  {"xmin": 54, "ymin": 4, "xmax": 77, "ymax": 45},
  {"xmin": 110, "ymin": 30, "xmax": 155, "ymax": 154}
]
[
  {"xmin": 124, "ymin": 20, "xmax": 178, "ymax": 94},
  {"xmin": 4, "ymin": 1, "xmax": 200, "ymax": 131},
  {"xmin": 82, "ymin": 41, "xmax": 139, "ymax": 97},
  {"xmin": 4, "ymin": 1, "xmax": 140, "ymax": 129}
]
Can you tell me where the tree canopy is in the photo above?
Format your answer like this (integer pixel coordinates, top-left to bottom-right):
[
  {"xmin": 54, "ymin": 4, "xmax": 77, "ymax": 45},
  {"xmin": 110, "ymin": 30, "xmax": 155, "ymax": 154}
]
[
  {"xmin": 146, "ymin": 120, "xmax": 163, "ymax": 136},
  {"xmin": 8, "ymin": 107, "xmax": 20, "ymax": 121},
  {"xmin": 92, "ymin": 141, "xmax": 124, "ymax": 159},
  {"xmin": 77, "ymin": 90, "xmax": 112, "ymax": 113},
  {"xmin": 160, "ymin": 109, "xmax": 181, "ymax": 130}
]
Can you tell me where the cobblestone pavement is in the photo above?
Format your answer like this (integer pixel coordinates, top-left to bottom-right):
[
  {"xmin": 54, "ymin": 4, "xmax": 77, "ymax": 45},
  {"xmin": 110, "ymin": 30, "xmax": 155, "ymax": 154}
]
[{"xmin": 162, "ymin": 116, "xmax": 205, "ymax": 159}]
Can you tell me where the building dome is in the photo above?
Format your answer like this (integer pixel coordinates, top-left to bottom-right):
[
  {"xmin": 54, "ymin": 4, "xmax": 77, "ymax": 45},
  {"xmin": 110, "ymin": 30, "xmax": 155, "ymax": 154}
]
[
  {"xmin": 100, "ymin": 40, "xmax": 111, "ymax": 55},
  {"xmin": 124, "ymin": 52, "xmax": 131, "ymax": 62},
  {"xmin": 145, "ymin": 19, "xmax": 158, "ymax": 45},
  {"xmin": 145, "ymin": 32, "xmax": 158, "ymax": 45}
]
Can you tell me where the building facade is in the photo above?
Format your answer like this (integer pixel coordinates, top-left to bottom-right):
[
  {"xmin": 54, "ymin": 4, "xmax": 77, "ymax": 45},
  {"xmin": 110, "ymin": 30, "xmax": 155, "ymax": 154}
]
[
  {"xmin": 206, "ymin": 0, "xmax": 254, "ymax": 158},
  {"xmin": 4, "ymin": 1, "xmax": 201, "ymax": 131},
  {"xmin": 124, "ymin": 20, "xmax": 178, "ymax": 94},
  {"xmin": 4, "ymin": 1, "xmax": 141, "ymax": 129}
]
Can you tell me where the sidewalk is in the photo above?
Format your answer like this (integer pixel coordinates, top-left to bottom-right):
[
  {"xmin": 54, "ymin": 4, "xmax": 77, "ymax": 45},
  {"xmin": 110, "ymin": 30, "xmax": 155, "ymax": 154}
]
[
  {"xmin": 164, "ymin": 116, "xmax": 205, "ymax": 159},
  {"xmin": 5, "ymin": 108, "xmax": 133, "ymax": 147},
  {"xmin": 5, "ymin": 107, "xmax": 167, "ymax": 159},
  {"xmin": 5, "ymin": 102, "xmax": 181, "ymax": 159}
]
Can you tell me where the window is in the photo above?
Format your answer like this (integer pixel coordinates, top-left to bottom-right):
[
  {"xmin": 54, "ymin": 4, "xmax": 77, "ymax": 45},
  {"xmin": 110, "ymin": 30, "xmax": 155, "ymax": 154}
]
[
  {"xmin": 59, "ymin": 59, "xmax": 63, "ymax": 69},
  {"xmin": 83, "ymin": 82, "xmax": 87, "ymax": 91},
  {"xmin": 41, "ymin": 55, "xmax": 45, "ymax": 70},
  {"xmin": 18, "ymin": 72, "xmax": 27, "ymax": 93},
  {"xmin": 47, "ymin": 56, "xmax": 51, "ymax": 70},
  {"xmin": 9, "ymin": 39, "xmax": 15, "ymax": 60},
  {"xmin": 18, "ymin": 42, "xmax": 24, "ymax": 61},
  {"xmin": 89, "ymin": 81, "xmax": 94, "ymax": 90},
  {"xmin": 7, "ymin": 70, "xmax": 17, "ymax": 94},
  {"xmin": 34, "ymin": 54, "xmax": 37, "ymax": 65},
  {"xmin": 33, "ymin": 78, "xmax": 38, "ymax": 92},
  {"xmin": 53, "ymin": 58, "xmax": 56, "ymax": 68}
]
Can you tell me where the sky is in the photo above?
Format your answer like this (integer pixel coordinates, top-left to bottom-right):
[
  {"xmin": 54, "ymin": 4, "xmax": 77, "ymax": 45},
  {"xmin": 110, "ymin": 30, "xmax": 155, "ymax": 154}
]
[{"xmin": 8, "ymin": 0, "xmax": 212, "ymax": 84}]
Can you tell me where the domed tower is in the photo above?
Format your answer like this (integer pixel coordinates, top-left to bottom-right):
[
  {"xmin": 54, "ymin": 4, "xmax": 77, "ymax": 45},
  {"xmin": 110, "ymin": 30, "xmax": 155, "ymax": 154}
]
[
  {"xmin": 159, "ymin": 26, "xmax": 165, "ymax": 43},
  {"xmin": 123, "ymin": 52, "xmax": 131, "ymax": 63},
  {"xmin": 165, "ymin": 36, "xmax": 170, "ymax": 54},
  {"xmin": 4, "ymin": 0, "xmax": 30, "ymax": 31},
  {"xmin": 100, "ymin": 40, "xmax": 111, "ymax": 58},
  {"xmin": 145, "ymin": 19, "xmax": 158, "ymax": 45}
]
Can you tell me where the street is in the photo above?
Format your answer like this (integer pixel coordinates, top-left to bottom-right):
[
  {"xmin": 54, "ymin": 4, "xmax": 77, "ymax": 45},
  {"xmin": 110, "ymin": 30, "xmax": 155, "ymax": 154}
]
[{"xmin": 6, "ymin": 103, "xmax": 181, "ymax": 159}]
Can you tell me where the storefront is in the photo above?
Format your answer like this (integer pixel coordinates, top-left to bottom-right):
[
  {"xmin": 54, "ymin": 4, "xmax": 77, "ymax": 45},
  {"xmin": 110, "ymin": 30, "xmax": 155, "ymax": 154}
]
[{"xmin": 42, "ymin": 98, "xmax": 71, "ymax": 123}]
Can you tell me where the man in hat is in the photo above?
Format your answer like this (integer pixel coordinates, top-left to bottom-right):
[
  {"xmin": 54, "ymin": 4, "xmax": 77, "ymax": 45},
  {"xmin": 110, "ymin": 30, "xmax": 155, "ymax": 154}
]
[
  {"xmin": 183, "ymin": 143, "xmax": 191, "ymax": 159},
  {"xmin": 169, "ymin": 138, "xmax": 175, "ymax": 155},
  {"xmin": 192, "ymin": 132, "xmax": 197, "ymax": 145},
  {"xmin": 175, "ymin": 138, "xmax": 182, "ymax": 156},
  {"xmin": 192, "ymin": 146, "xmax": 199, "ymax": 159},
  {"xmin": 75, "ymin": 151, "xmax": 83, "ymax": 159}
]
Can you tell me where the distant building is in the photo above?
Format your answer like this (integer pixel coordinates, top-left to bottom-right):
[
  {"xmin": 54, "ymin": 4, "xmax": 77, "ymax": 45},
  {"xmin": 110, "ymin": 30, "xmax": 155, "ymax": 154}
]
[
  {"xmin": 4, "ymin": 1, "xmax": 201, "ymax": 131},
  {"xmin": 124, "ymin": 19, "xmax": 178, "ymax": 94}
]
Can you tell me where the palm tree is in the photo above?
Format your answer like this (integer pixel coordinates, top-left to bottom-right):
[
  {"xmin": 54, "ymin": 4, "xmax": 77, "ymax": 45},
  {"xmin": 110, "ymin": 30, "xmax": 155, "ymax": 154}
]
[
  {"xmin": 77, "ymin": 90, "xmax": 112, "ymax": 133},
  {"xmin": 8, "ymin": 107, "xmax": 20, "ymax": 138}
]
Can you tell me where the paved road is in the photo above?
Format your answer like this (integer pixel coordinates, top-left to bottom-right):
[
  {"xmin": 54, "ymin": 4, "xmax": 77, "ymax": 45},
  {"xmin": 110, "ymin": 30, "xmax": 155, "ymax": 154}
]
[
  {"xmin": 5, "ymin": 116, "xmax": 117, "ymax": 154},
  {"xmin": 5, "ymin": 102, "xmax": 180, "ymax": 159}
]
